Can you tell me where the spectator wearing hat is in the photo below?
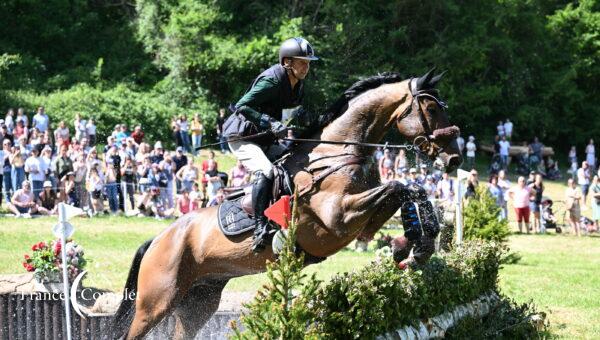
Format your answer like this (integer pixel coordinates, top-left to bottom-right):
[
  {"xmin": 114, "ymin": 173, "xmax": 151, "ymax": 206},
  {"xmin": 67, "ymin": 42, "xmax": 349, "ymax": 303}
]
[
  {"xmin": 151, "ymin": 141, "xmax": 164, "ymax": 164},
  {"xmin": 24, "ymin": 148, "xmax": 44, "ymax": 199},
  {"xmin": 465, "ymin": 136, "xmax": 476, "ymax": 170},
  {"xmin": 408, "ymin": 168, "xmax": 418, "ymax": 185},
  {"xmin": 37, "ymin": 181, "xmax": 57, "ymax": 215},
  {"xmin": 8, "ymin": 180, "xmax": 37, "ymax": 217},
  {"xmin": 397, "ymin": 167, "xmax": 409, "ymax": 185}
]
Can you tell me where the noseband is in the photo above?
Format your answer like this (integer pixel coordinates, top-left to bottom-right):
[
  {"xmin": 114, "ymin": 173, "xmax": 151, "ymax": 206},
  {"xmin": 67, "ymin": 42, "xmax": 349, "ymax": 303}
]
[{"xmin": 396, "ymin": 78, "xmax": 451, "ymax": 158}]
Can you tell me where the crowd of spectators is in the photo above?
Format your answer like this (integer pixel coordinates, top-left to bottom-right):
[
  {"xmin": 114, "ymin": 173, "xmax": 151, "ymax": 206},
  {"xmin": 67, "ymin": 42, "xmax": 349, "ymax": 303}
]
[{"xmin": 0, "ymin": 106, "xmax": 249, "ymax": 219}]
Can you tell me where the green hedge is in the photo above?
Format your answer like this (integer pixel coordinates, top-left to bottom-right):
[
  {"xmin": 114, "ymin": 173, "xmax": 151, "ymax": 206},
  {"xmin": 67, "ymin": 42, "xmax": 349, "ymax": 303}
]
[
  {"xmin": 3, "ymin": 83, "xmax": 218, "ymax": 146},
  {"xmin": 234, "ymin": 240, "xmax": 505, "ymax": 339},
  {"xmin": 309, "ymin": 241, "xmax": 504, "ymax": 339}
]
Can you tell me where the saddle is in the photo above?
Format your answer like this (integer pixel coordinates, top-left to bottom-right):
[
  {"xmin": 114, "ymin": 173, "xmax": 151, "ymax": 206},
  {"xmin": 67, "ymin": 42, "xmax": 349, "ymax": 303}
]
[{"xmin": 217, "ymin": 163, "xmax": 293, "ymax": 236}]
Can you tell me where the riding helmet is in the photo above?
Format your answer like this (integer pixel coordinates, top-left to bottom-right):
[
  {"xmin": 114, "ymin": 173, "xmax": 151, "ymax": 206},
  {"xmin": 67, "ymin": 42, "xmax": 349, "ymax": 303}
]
[{"xmin": 279, "ymin": 37, "xmax": 319, "ymax": 64}]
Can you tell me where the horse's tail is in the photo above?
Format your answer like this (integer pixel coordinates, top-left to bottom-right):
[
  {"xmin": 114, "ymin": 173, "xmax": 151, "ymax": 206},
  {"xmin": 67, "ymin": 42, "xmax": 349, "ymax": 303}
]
[{"xmin": 110, "ymin": 238, "xmax": 154, "ymax": 340}]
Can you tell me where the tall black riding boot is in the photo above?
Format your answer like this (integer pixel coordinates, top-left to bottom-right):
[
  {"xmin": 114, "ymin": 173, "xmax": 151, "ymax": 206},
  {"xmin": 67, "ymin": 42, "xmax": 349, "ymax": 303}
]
[{"xmin": 252, "ymin": 172, "xmax": 274, "ymax": 252}]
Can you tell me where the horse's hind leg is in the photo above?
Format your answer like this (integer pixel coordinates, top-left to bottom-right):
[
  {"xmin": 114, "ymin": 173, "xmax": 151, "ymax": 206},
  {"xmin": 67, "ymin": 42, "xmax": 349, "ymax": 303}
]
[{"xmin": 172, "ymin": 279, "xmax": 229, "ymax": 340}]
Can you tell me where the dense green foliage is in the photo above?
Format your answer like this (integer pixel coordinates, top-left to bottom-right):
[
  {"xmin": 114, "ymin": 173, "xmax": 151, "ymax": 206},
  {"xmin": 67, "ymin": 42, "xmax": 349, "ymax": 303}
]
[
  {"xmin": 464, "ymin": 186, "xmax": 511, "ymax": 243},
  {"xmin": 447, "ymin": 297, "xmax": 549, "ymax": 339},
  {"xmin": 234, "ymin": 237, "xmax": 506, "ymax": 339},
  {"xmin": 0, "ymin": 0, "xmax": 597, "ymax": 147}
]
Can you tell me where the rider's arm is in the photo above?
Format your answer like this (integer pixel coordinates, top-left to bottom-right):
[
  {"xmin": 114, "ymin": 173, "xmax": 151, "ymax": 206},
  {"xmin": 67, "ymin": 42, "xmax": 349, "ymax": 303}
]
[{"xmin": 235, "ymin": 77, "xmax": 280, "ymax": 126}]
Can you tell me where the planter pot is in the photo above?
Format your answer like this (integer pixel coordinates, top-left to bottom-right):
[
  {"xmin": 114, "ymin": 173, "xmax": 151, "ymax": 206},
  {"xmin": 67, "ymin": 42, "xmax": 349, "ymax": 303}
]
[{"xmin": 34, "ymin": 280, "xmax": 64, "ymax": 293}]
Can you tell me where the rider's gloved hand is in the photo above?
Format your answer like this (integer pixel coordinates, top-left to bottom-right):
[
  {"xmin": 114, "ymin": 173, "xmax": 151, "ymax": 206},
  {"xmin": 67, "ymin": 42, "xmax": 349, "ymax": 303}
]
[{"xmin": 270, "ymin": 120, "xmax": 288, "ymax": 138}]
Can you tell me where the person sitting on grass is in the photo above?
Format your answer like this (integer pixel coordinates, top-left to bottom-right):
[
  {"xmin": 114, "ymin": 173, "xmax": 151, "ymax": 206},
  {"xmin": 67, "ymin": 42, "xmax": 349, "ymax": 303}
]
[
  {"xmin": 8, "ymin": 180, "xmax": 37, "ymax": 218},
  {"xmin": 176, "ymin": 189, "xmax": 198, "ymax": 216},
  {"xmin": 37, "ymin": 181, "xmax": 57, "ymax": 215},
  {"xmin": 138, "ymin": 186, "xmax": 174, "ymax": 219},
  {"xmin": 189, "ymin": 182, "xmax": 205, "ymax": 208}
]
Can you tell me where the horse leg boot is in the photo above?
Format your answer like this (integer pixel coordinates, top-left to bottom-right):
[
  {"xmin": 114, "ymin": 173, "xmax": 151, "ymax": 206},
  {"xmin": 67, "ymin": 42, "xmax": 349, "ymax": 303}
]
[{"xmin": 252, "ymin": 171, "xmax": 274, "ymax": 252}]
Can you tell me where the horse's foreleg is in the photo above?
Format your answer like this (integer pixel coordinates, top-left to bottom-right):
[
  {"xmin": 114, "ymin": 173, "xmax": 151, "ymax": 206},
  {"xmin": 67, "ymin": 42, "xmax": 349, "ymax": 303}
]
[
  {"xmin": 342, "ymin": 181, "xmax": 414, "ymax": 226},
  {"xmin": 172, "ymin": 279, "xmax": 229, "ymax": 340}
]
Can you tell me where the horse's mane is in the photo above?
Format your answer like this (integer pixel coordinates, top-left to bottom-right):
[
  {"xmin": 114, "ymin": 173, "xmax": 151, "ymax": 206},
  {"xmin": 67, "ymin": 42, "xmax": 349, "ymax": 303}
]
[{"xmin": 320, "ymin": 72, "xmax": 404, "ymax": 127}]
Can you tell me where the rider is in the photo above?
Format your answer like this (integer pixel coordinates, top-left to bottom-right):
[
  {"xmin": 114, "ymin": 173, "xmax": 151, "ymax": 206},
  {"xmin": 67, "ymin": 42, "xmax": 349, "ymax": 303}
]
[{"xmin": 223, "ymin": 37, "xmax": 318, "ymax": 252}]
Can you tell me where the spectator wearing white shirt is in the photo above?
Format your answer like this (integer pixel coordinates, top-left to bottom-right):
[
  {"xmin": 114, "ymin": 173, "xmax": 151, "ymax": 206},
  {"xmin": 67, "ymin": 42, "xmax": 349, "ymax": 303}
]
[
  {"xmin": 496, "ymin": 121, "xmax": 505, "ymax": 137},
  {"xmin": 86, "ymin": 118, "xmax": 97, "ymax": 146},
  {"xmin": 503, "ymin": 119, "xmax": 513, "ymax": 140},
  {"xmin": 577, "ymin": 161, "xmax": 591, "ymax": 207},
  {"xmin": 455, "ymin": 134, "xmax": 465, "ymax": 154},
  {"xmin": 32, "ymin": 106, "xmax": 49, "ymax": 133},
  {"xmin": 436, "ymin": 172, "xmax": 455, "ymax": 202},
  {"xmin": 24, "ymin": 148, "xmax": 45, "ymax": 199},
  {"xmin": 5, "ymin": 109, "xmax": 15, "ymax": 133},
  {"xmin": 497, "ymin": 170, "xmax": 511, "ymax": 219},
  {"xmin": 498, "ymin": 136, "xmax": 511, "ymax": 171},
  {"xmin": 15, "ymin": 108, "xmax": 28, "ymax": 128},
  {"xmin": 465, "ymin": 136, "xmax": 476, "ymax": 170}
]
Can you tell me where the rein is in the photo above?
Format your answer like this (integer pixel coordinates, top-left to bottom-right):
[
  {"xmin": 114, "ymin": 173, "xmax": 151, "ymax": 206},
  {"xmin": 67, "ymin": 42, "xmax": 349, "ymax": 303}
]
[{"xmin": 195, "ymin": 133, "xmax": 415, "ymax": 151}]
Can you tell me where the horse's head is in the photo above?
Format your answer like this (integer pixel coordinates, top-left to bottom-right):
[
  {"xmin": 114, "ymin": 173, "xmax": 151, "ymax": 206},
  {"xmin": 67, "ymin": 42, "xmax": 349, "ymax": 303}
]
[{"xmin": 393, "ymin": 68, "xmax": 463, "ymax": 172}]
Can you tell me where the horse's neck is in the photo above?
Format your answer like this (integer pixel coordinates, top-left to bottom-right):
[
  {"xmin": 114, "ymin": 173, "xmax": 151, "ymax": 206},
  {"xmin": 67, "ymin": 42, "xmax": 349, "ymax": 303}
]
[
  {"xmin": 316, "ymin": 82, "xmax": 409, "ymax": 154},
  {"xmin": 284, "ymin": 82, "xmax": 410, "ymax": 176}
]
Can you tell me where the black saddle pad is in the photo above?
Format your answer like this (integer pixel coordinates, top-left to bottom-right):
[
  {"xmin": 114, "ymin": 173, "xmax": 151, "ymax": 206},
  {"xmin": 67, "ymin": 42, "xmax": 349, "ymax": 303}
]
[{"xmin": 217, "ymin": 198, "xmax": 255, "ymax": 236}]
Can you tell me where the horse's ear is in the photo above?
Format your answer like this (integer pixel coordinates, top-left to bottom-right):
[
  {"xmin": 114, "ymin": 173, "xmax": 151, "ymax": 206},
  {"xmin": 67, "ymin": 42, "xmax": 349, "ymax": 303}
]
[
  {"xmin": 416, "ymin": 67, "xmax": 436, "ymax": 90},
  {"xmin": 429, "ymin": 70, "xmax": 447, "ymax": 88}
]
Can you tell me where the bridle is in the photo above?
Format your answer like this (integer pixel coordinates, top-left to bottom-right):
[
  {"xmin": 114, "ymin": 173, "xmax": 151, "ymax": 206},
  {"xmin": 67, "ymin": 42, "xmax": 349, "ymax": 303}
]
[{"xmin": 396, "ymin": 78, "xmax": 450, "ymax": 158}]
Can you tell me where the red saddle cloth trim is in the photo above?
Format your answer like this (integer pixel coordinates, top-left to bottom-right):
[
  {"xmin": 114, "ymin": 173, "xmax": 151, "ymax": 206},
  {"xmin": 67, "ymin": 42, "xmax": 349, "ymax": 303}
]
[{"xmin": 264, "ymin": 195, "xmax": 291, "ymax": 229}]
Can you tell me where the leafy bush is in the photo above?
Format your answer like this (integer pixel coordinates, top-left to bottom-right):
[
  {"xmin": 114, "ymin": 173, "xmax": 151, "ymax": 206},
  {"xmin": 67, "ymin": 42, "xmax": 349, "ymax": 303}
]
[
  {"xmin": 447, "ymin": 296, "xmax": 549, "ymax": 339},
  {"xmin": 5, "ymin": 83, "xmax": 218, "ymax": 146},
  {"xmin": 309, "ymin": 240, "xmax": 505, "ymax": 339},
  {"xmin": 463, "ymin": 186, "xmax": 511, "ymax": 243},
  {"xmin": 234, "ymin": 236, "xmax": 506, "ymax": 339}
]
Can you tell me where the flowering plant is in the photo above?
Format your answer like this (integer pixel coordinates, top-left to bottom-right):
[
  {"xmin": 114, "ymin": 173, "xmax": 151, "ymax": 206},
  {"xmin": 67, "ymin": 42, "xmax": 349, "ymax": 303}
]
[{"xmin": 22, "ymin": 239, "xmax": 87, "ymax": 283}]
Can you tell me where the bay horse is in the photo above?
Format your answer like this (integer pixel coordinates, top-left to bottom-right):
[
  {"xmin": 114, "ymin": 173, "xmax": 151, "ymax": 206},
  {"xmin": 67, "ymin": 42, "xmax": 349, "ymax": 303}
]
[{"xmin": 111, "ymin": 69, "xmax": 462, "ymax": 339}]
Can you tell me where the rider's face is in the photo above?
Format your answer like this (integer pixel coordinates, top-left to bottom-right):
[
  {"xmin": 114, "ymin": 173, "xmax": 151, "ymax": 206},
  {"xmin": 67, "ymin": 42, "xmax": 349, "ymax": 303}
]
[{"xmin": 288, "ymin": 58, "xmax": 310, "ymax": 80}]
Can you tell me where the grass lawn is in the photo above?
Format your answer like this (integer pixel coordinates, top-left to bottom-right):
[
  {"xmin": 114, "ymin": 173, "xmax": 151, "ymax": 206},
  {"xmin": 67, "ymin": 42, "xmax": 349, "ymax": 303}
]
[{"xmin": 1, "ymin": 215, "xmax": 598, "ymax": 338}]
